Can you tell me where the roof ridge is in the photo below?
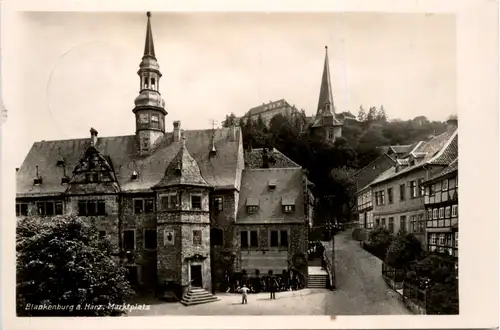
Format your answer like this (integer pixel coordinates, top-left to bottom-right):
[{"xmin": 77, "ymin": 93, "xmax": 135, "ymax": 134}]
[
  {"xmin": 354, "ymin": 153, "xmax": 394, "ymax": 176},
  {"xmin": 426, "ymin": 129, "xmax": 458, "ymax": 164}
]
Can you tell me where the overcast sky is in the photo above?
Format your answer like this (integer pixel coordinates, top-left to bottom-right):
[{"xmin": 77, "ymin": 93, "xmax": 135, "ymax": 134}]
[{"xmin": 3, "ymin": 11, "xmax": 456, "ymax": 166}]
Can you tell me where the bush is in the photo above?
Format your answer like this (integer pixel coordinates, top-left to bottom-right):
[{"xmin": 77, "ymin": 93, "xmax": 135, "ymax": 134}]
[
  {"xmin": 17, "ymin": 215, "xmax": 134, "ymax": 316},
  {"xmin": 365, "ymin": 227, "xmax": 393, "ymax": 259},
  {"xmin": 385, "ymin": 231, "xmax": 423, "ymax": 269},
  {"xmin": 426, "ymin": 277, "xmax": 459, "ymax": 314}
]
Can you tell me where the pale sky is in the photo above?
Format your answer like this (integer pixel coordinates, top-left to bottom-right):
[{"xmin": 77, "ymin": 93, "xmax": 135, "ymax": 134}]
[{"xmin": 3, "ymin": 11, "xmax": 456, "ymax": 166}]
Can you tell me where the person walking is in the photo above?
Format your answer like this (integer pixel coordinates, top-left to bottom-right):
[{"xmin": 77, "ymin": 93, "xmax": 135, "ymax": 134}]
[
  {"xmin": 269, "ymin": 276, "xmax": 277, "ymax": 300},
  {"xmin": 239, "ymin": 284, "xmax": 249, "ymax": 304}
]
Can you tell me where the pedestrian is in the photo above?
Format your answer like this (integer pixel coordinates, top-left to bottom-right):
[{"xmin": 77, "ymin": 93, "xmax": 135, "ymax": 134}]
[
  {"xmin": 269, "ymin": 276, "xmax": 277, "ymax": 300},
  {"xmin": 239, "ymin": 284, "xmax": 249, "ymax": 304}
]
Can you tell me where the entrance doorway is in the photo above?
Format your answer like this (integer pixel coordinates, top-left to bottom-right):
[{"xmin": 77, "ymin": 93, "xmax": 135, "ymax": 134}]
[
  {"xmin": 190, "ymin": 264, "xmax": 203, "ymax": 287},
  {"xmin": 126, "ymin": 266, "xmax": 139, "ymax": 286}
]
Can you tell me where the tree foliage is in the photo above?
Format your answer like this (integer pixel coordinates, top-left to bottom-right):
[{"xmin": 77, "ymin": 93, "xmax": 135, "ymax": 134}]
[
  {"xmin": 17, "ymin": 215, "xmax": 134, "ymax": 316},
  {"xmin": 385, "ymin": 231, "xmax": 423, "ymax": 269}
]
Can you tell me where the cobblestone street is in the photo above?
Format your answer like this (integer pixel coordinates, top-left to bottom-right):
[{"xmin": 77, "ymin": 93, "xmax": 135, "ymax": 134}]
[{"xmin": 127, "ymin": 230, "xmax": 410, "ymax": 316}]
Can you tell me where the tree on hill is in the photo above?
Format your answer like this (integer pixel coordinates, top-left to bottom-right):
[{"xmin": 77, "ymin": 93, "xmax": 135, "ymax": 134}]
[
  {"xmin": 357, "ymin": 105, "xmax": 367, "ymax": 122},
  {"xmin": 222, "ymin": 112, "xmax": 237, "ymax": 127},
  {"xmin": 376, "ymin": 105, "xmax": 388, "ymax": 122},
  {"xmin": 329, "ymin": 166, "xmax": 357, "ymax": 222},
  {"xmin": 385, "ymin": 230, "xmax": 423, "ymax": 270},
  {"xmin": 17, "ymin": 215, "xmax": 134, "ymax": 316}
]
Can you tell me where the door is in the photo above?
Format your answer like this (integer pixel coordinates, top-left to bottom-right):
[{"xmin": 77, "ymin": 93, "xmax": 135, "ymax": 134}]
[
  {"xmin": 126, "ymin": 266, "xmax": 139, "ymax": 286},
  {"xmin": 190, "ymin": 265, "xmax": 203, "ymax": 287}
]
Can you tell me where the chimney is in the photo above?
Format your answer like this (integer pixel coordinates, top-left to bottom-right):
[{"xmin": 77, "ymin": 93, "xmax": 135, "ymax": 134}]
[
  {"xmin": 446, "ymin": 116, "xmax": 458, "ymax": 132},
  {"xmin": 262, "ymin": 148, "xmax": 269, "ymax": 168},
  {"xmin": 228, "ymin": 124, "xmax": 236, "ymax": 142},
  {"xmin": 173, "ymin": 121, "xmax": 181, "ymax": 142},
  {"xmin": 90, "ymin": 128, "xmax": 98, "ymax": 146}
]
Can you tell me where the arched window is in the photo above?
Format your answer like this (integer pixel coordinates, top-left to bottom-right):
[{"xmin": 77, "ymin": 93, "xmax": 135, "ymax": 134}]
[
  {"xmin": 151, "ymin": 77, "xmax": 156, "ymax": 90},
  {"xmin": 210, "ymin": 228, "xmax": 223, "ymax": 246}
]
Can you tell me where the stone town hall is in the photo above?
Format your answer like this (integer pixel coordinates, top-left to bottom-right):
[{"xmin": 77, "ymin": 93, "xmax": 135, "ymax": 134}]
[{"xmin": 16, "ymin": 13, "xmax": 341, "ymax": 298}]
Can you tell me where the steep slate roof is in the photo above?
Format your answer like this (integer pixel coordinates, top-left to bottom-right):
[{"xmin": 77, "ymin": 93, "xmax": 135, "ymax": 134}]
[
  {"xmin": 17, "ymin": 127, "xmax": 243, "ymax": 196},
  {"xmin": 153, "ymin": 138, "xmax": 209, "ymax": 188},
  {"xmin": 245, "ymin": 99, "xmax": 289, "ymax": 117},
  {"xmin": 369, "ymin": 129, "xmax": 458, "ymax": 186},
  {"xmin": 424, "ymin": 158, "xmax": 458, "ymax": 184},
  {"xmin": 237, "ymin": 168, "xmax": 306, "ymax": 224},
  {"xmin": 244, "ymin": 148, "xmax": 300, "ymax": 169}
]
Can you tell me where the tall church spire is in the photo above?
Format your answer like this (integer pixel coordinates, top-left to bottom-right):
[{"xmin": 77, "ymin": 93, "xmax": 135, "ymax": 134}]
[
  {"xmin": 143, "ymin": 12, "xmax": 156, "ymax": 58},
  {"xmin": 316, "ymin": 46, "xmax": 334, "ymax": 116}
]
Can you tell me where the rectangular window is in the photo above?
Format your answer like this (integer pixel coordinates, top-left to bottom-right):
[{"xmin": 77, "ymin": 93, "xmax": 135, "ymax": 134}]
[
  {"xmin": 144, "ymin": 229, "xmax": 157, "ymax": 249},
  {"xmin": 270, "ymin": 230, "xmax": 279, "ymax": 247},
  {"xmin": 430, "ymin": 184, "xmax": 436, "ymax": 196},
  {"xmin": 388, "ymin": 217, "xmax": 394, "ymax": 233},
  {"xmin": 428, "ymin": 209, "xmax": 433, "ymax": 220},
  {"xmin": 400, "ymin": 215, "xmax": 407, "ymax": 232},
  {"xmin": 429, "ymin": 233, "xmax": 437, "ymax": 245},
  {"xmin": 380, "ymin": 191, "xmax": 385, "ymax": 205},
  {"xmin": 454, "ymin": 232, "xmax": 458, "ymax": 248},
  {"xmin": 134, "ymin": 199, "xmax": 144, "ymax": 214},
  {"xmin": 410, "ymin": 181, "xmax": 417, "ymax": 198},
  {"xmin": 445, "ymin": 206, "xmax": 451, "ymax": 218},
  {"xmin": 442, "ymin": 179, "xmax": 449, "ymax": 191},
  {"xmin": 280, "ymin": 230, "xmax": 288, "ymax": 248},
  {"xmin": 161, "ymin": 194, "xmax": 178, "ymax": 210},
  {"xmin": 99, "ymin": 230, "xmax": 107, "ymax": 238},
  {"xmin": 123, "ymin": 230, "xmax": 136, "ymax": 251},
  {"xmin": 418, "ymin": 178, "xmax": 425, "ymax": 196},
  {"xmin": 36, "ymin": 202, "xmax": 46, "ymax": 216},
  {"xmin": 439, "ymin": 207, "xmax": 445, "ymax": 219},
  {"xmin": 452, "ymin": 205, "xmax": 458, "ymax": 217},
  {"xmin": 418, "ymin": 213, "xmax": 425, "ymax": 232},
  {"xmin": 433, "ymin": 208, "xmax": 438, "ymax": 219},
  {"xmin": 381, "ymin": 218, "xmax": 386, "ymax": 227},
  {"xmin": 55, "ymin": 201, "xmax": 63, "ymax": 215},
  {"xmin": 145, "ymin": 198, "xmax": 155, "ymax": 213},
  {"xmin": 45, "ymin": 202, "xmax": 55, "ymax": 216},
  {"xmin": 438, "ymin": 233, "xmax": 446, "ymax": 246},
  {"xmin": 240, "ymin": 230, "xmax": 249, "ymax": 248},
  {"xmin": 213, "ymin": 196, "xmax": 223, "ymax": 212},
  {"xmin": 78, "ymin": 201, "xmax": 87, "ymax": 216},
  {"xmin": 193, "ymin": 230, "xmax": 202, "ymax": 246},
  {"xmin": 387, "ymin": 188, "xmax": 393, "ymax": 204},
  {"xmin": 283, "ymin": 205, "xmax": 295, "ymax": 213},
  {"xmin": 87, "ymin": 201, "xmax": 97, "ymax": 216},
  {"xmin": 16, "ymin": 203, "xmax": 29, "ymax": 216},
  {"xmin": 191, "ymin": 195, "xmax": 202, "ymax": 209},
  {"xmin": 411, "ymin": 215, "xmax": 417, "ymax": 232},
  {"xmin": 250, "ymin": 231, "xmax": 258, "ymax": 247},
  {"xmin": 400, "ymin": 184, "xmax": 406, "ymax": 201},
  {"xmin": 247, "ymin": 206, "xmax": 259, "ymax": 214},
  {"xmin": 97, "ymin": 200, "xmax": 106, "ymax": 215}
]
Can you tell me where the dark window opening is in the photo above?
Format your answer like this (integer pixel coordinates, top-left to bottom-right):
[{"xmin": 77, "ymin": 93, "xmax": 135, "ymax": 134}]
[
  {"xmin": 250, "ymin": 231, "xmax": 258, "ymax": 248},
  {"xmin": 145, "ymin": 198, "xmax": 155, "ymax": 213},
  {"xmin": 240, "ymin": 230, "xmax": 249, "ymax": 248},
  {"xmin": 270, "ymin": 230, "xmax": 279, "ymax": 247},
  {"xmin": 399, "ymin": 184, "xmax": 406, "ymax": 201},
  {"xmin": 99, "ymin": 230, "xmax": 106, "ymax": 238},
  {"xmin": 283, "ymin": 205, "xmax": 294, "ymax": 213},
  {"xmin": 193, "ymin": 230, "xmax": 202, "ymax": 246},
  {"xmin": 210, "ymin": 228, "xmax": 223, "ymax": 246},
  {"xmin": 191, "ymin": 195, "xmax": 202, "ymax": 209},
  {"xmin": 123, "ymin": 230, "xmax": 135, "ymax": 251},
  {"xmin": 97, "ymin": 200, "xmax": 106, "ymax": 215},
  {"xmin": 16, "ymin": 203, "xmax": 29, "ymax": 216},
  {"xmin": 247, "ymin": 206, "xmax": 259, "ymax": 214},
  {"xmin": 61, "ymin": 177, "xmax": 70, "ymax": 184},
  {"xmin": 151, "ymin": 77, "xmax": 156, "ymax": 89},
  {"xmin": 280, "ymin": 230, "xmax": 288, "ymax": 248},
  {"xmin": 213, "ymin": 196, "xmax": 223, "ymax": 212},
  {"xmin": 134, "ymin": 199, "xmax": 144, "ymax": 214},
  {"xmin": 78, "ymin": 200, "xmax": 105, "ymax": 216},
  {"xmin": 34, "ymin": 177, "xmax": 43, "ymax": 185},
  {"xmin": 144, "ymin": 229, "xmax": 157, "ymax": 249}
]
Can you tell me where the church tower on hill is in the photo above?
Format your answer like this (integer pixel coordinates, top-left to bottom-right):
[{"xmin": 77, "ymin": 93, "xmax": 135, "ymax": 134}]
[
  {"xmin": 310, "ymin": 46, "xmax": 343, "ymax": 143},
  {"xmin": 132, "ymin": 12, "xmax": 167, "ymax": 156}
]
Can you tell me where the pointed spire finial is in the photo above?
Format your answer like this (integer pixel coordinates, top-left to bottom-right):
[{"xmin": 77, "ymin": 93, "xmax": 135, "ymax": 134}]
[
  {"xmin": 143, "ymin": 11, "xmax": 156, "ymax": 58},
  {"xmin": 316, "ymin": 44, "xmax": 334, "ymax": 114}
]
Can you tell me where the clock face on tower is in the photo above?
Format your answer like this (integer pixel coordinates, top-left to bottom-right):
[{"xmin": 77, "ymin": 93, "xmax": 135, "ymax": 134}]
[{"xmin": 139, "ymin": 113, "xmax": 149, "ymax": 123}]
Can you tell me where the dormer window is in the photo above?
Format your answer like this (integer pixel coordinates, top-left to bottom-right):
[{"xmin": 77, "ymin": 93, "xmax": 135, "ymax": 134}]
[
  {"xmin": 61, "ymin": 176, "xmax": 70, "ymax": 184},
  {"xmin": 268, "ymin": 180, "xmax": 276, "ymax": 190},
  {"xmin": 281, "ymin": 196, "xmax": 295, "ymax": 213},
  {"xmin": 33, "ymin": 177, "xmax": 43, "ymax": 185},
  {"xmin": 246, "ymin": 198, "xmax": 259, "ymax": 214},
  {"xmin": 56, "ymin": 158, "xmax": 65, "ymax": 167},
  {"xmin": 131, "ymin": 170, "xmax": 139, "ymax": 180},
  {"xmin": 86, "ymin": 172, "xmax": 99, "ymax": 183}
]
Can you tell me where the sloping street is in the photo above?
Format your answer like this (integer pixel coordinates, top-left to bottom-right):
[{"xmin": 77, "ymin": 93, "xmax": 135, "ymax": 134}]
[{"xmin": 323, "ymin": 230, "xmax": 410, "ymax": 315}]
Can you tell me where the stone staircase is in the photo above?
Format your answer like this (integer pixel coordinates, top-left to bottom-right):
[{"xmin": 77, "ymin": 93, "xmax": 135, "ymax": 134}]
[
  {"xmin": 180, "ymin": 287, "xmax": 219, "ymax": 306},
  {"xmin": 307, "ymin": 274, "xmax": 328, "ymax": 289}
]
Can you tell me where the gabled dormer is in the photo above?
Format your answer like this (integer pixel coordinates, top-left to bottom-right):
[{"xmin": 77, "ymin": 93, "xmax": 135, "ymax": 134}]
[{"xmin": 65, "ymin": 129, "xmax": 120, "ymax": 194}]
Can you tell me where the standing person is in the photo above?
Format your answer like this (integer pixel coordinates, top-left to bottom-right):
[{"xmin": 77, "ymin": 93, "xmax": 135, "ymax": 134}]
[
  {"xmin": 269, "ymin": 276, "xmax": 277, "ymax": 300},
  {"xmin": 239, "ymin": 284, "xmax": 249, "ymax": 304}
]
